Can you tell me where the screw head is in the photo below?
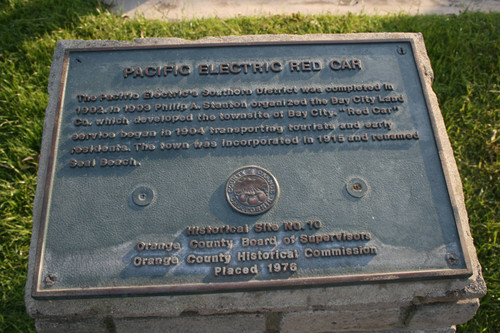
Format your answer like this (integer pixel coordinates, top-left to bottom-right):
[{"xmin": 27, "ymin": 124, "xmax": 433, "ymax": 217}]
[
  {"xmin": 446, "ymin": 253, "xmax": 459, "ymax": 266},
  {"xmin": 352, "ymin": 183, "xmax": 362, "ymax": 191},
  {"xmin": 132, "ymin": 186, "xmax": 154, "ymax": 206},
  {"xmin": 346, "ymin": 177, "xmax": 368, "ymax": 198},
  {"xmin": 44, "ymin": 273, "xmax": 57, "ymax": 285}
]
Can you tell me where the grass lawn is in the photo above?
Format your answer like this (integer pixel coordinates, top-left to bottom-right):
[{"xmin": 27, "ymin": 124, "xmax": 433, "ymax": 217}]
[{"xmin": 0, "ymin": 0, "xmax": 498, "ymax": 331}]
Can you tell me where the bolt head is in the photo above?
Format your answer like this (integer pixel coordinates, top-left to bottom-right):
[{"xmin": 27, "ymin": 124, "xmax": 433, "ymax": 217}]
[{"xmin": 45, "ymin": 273, "xmax": 57, "ymax": 285}]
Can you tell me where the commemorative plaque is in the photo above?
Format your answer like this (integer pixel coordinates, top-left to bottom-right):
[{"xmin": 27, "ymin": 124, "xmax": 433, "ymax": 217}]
[{"xmin": 29, "ymin": 34, "xmax": 475, "ymax": 300}]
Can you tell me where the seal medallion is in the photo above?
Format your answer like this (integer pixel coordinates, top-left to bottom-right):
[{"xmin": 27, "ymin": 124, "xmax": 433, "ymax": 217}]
[{"xmin": 225, "ymin": 166, "xmax": 280, "ymax": 215}]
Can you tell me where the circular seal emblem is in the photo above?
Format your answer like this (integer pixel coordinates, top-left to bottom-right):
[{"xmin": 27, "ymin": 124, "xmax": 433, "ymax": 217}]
[{"xmin": 225, "ymin": 166, "xmax": 280, "ymax": 215}]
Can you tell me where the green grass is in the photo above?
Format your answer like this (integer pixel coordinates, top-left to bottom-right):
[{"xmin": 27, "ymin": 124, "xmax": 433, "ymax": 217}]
[{"xmin": 0, "ymin": 1, "xmax": 498, "ymax": 331}]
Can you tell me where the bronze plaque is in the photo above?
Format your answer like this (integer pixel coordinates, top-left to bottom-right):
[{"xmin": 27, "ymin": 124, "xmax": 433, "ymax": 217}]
[{"xmin": 31, "ymin": 37, "xmax": 472, "ymax": 298}]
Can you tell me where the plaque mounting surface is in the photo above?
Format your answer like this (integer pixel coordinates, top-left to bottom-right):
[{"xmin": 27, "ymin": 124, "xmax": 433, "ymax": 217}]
[{"xmin": 32, "ymin": 37, "xmax": 472, "ymax": 298}]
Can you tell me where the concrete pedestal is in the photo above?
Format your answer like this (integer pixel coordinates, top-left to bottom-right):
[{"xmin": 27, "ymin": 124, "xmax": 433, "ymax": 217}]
[{"xmin": 25, "ymin": 34, "xmax": 486, "ymax": 332}]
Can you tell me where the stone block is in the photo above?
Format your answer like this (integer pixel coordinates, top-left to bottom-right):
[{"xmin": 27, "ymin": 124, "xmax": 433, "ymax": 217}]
[
  {"xmin": 114, "ymin": 313, "xmax": 267, "ymax": 333},
  {"xmin": 35, "ymin": 318, "xmax": 107, "ymax": 333},
  {"xmin": 407, "ymin": 299, "xmax": 480, "ymax": 329},
  {"xmin": 280, "ymin": 308, "xmax": 400, "ymax": 332}
]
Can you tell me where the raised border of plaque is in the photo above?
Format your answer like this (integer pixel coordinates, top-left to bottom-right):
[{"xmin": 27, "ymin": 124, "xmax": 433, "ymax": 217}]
[{"xmin": 28, "ymin": 34, "xmax": 477, "ymax": 301}]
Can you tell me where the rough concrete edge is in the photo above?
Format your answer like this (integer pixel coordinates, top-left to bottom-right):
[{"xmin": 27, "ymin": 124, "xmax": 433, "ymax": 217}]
[
  {"xmin": 25, "ymin": 34, "xmax": 486, "ymax": 321},
  {"xmin": 49, "ymin": 33, "xmax": 431, "ymax": 47},
  {"xmin": 406, "ymin": 299, "xmax": 480, "ymax": 329},
  {"xmin": 410, "ymin": 33, "xmax": 486, "ymax": 297},
  {"xmin": 340, "ymin": 327, "xmax": 456, "ymax": 333},
  {"xmin": 25, "ymin": 40, "xmax": 69, "ymax": 317}
]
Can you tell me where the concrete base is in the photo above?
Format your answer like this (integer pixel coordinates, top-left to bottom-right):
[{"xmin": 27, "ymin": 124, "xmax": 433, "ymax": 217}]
[
  {"xmin": 35, "ymin": 319, "xmax": 457, "ymax": 333},
  {"xmin": 30, "ymin": 294, "xmax": 478, "ymax": 332}
]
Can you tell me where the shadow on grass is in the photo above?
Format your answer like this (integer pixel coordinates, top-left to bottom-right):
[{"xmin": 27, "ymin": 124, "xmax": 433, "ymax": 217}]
[{"xmin": 0, "ymin": 0, "xmax": 105, "ymax": 52}]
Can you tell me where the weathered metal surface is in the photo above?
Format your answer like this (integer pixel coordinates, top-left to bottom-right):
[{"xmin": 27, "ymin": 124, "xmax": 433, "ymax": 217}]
[{"xmin": 32, "ymin": 39, "xmax": 471, "ymax": 298}]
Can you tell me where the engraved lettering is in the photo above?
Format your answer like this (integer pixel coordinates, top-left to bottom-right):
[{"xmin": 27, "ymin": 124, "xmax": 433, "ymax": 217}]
[
  {"xmin": 304, "ymin": 246, "xmax": 377, "ymax": 258},
  {"xmin": 124, "ymin": 65, "xmax": 191, "ymax": 78},
  {"xmin": 237, "ymin": 249, "xmax": 299, "ymax": 262},
  {"xmin": 189, "ymin": 238, "xmax": 234, "ymax": 250},
  {"xmin": 133, "ymin": 256, "xmax": 179, "ymax": 266},
  {"xmin": 136, "ymin": 241, "xmax": 181, "ymax": 251},
  {"xmin": 186, "ymin": 253, "xmax": 231, "ymax": 265},
  {"xmin": 254, "ymin": 223, "xmax": 280, "ymax": 232},
  {"xmin": 241, "ymin": 236, "xmax": 277, "ymax": 247},
  {"xmin": 214, "ymin": 264, "xmax": 258, "ymax": 276},
  {"xmin": 185, "ymin": 225, "xmax": 250, "ymax": 236},
  {"xmin": 329, "ymin": 58, "xmax": 362, "ymax": 71},
  {"xmin": 299, "ymin": 232, "xmax": 372, "ymax": 244},
  {"xmin": 99, "ymin": 157, "xmax": 140, "ymax": 167}
]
